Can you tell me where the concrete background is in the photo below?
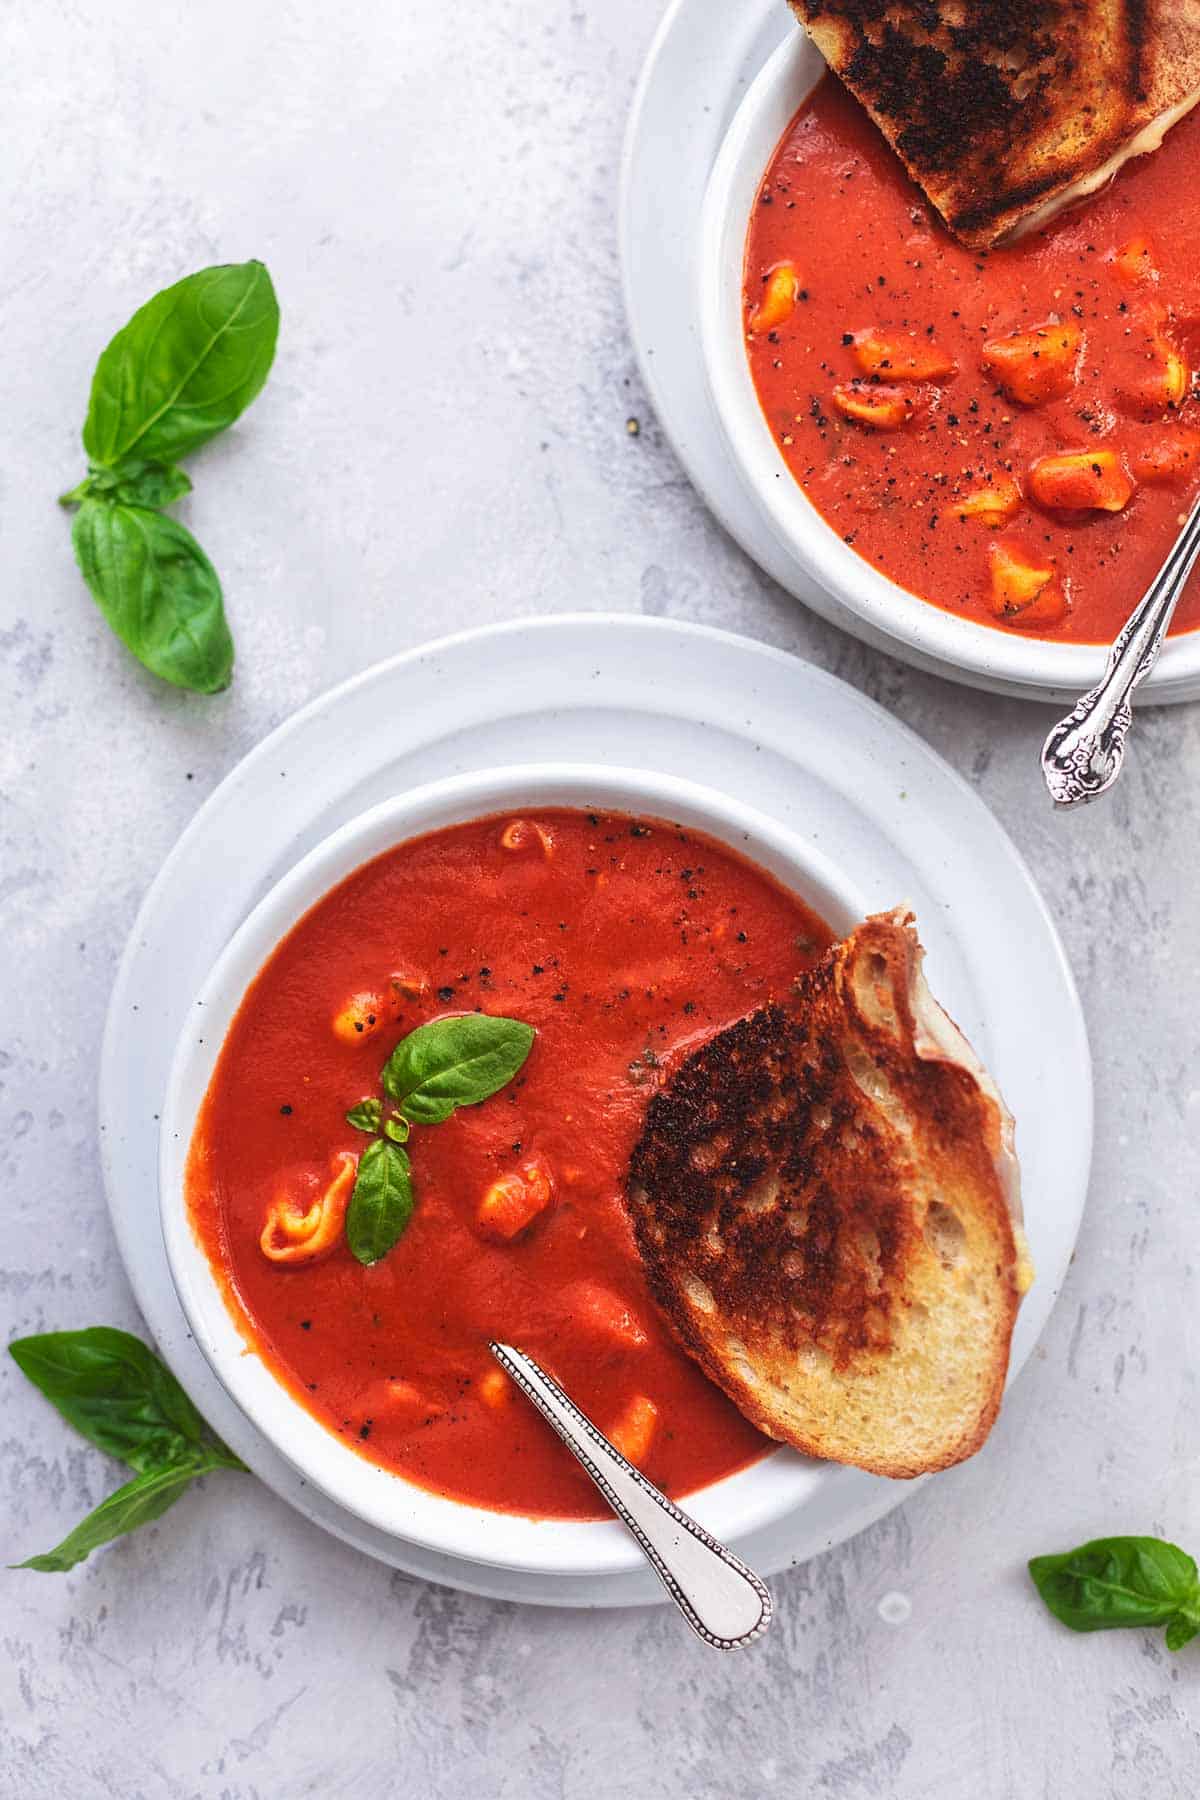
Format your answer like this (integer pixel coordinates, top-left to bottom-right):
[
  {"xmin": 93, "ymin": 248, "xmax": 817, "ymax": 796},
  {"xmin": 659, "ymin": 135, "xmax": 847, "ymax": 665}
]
[{"xmin": 2, "ymin": 2, "xmax": 1198, "ymax": 1794}]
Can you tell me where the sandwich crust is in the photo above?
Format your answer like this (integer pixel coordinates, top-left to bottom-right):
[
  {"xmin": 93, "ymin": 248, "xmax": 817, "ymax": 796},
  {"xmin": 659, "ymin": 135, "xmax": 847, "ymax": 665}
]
[
  {"xmin": 787, "ymin": 1, "xmax": 1200, "ymax": 245},
  {"xmin": 625, "ymin": 910, "xmax": 1029, "ymax": 1477}
]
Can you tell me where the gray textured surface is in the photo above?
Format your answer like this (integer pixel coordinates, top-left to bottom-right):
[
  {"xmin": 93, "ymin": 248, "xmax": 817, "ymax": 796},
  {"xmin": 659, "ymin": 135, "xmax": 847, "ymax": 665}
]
[{"xmin": 2, "ymin": 2, "xmax": 1199, "ymax": 1795}]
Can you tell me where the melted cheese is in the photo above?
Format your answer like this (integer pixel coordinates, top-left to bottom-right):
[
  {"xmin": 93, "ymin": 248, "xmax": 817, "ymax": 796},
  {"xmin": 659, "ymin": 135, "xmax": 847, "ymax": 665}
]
[{"xmin": 1009, "ymin": 89, "xmax": 1200, "ymax": 239}]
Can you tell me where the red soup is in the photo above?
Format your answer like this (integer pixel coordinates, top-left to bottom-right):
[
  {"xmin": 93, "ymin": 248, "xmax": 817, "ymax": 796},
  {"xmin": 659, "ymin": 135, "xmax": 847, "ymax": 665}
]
[
  {"xmin": 186, "ymin": 807, "xmax": 833, "ymax": 1519},
  {"xmin": 744, "ymin": 75, "xmax": 1200, "ymax": 644}
]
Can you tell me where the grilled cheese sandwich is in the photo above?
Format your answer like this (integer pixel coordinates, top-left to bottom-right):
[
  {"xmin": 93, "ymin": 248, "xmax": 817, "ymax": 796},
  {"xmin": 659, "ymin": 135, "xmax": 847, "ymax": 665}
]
[{"xmin": 626, "ymin": 910, "xmax": 1029, "ymax": 1478}]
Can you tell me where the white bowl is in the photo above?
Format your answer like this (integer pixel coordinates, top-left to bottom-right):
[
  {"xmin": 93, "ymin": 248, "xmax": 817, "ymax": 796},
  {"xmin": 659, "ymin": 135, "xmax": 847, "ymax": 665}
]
[
  {"xmin": 698, "ymin": 29, "xmax": 1200, "ymax": 702},
  {"xmin": 160, "ymin": 762, "xmax": 868, "ymax": 1576}
]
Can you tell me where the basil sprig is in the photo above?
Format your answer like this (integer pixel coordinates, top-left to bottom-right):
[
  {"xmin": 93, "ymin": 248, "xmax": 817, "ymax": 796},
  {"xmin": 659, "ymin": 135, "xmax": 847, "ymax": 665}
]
[
  {"xmin": 9, "ymin": 1328, "xmax": 245, "ymax": 1573},
  {"xmin": 344, "ymin": 1014, "xmax": 534, "ymax": 1266},
  {"xmin": 60, "ymin": 261, "xmax": 279, "ymax": 694},
  {"xmin": 1029, "ymin": 1536, "xmax": 1200, "ymax": 1651}
]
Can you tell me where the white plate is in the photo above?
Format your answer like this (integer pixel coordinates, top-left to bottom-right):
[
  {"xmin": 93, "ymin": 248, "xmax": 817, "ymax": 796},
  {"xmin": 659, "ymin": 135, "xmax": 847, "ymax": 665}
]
[
  {"xmin": 100, "ymin": 614, "xmax": 1093, "ymax": 1607},
  {"xmin": 620, "ymin": 0, "xmax": 1200, "ymax": 705}
]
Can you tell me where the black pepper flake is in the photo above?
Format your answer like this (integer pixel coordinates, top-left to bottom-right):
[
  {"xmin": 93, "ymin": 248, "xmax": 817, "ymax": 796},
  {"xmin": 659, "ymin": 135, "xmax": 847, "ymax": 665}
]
[
  {"xmin": 629, "ymin": 824, "xmax": 650, "ymax": 838},
  {"xmin": 683, "ymin": 1002, "xmax": 696, "ymax": 1015},
  {"xmin": 300, "ymin": 1319, "xmax": 312, "ymax": 1330},
  {"xmin": 479, "ymin": 966, "xmax": 492, "ymax": 978},
  {"xmin": 437, "ymin": 985, "xmax": 454, "ymax": 1002},
  {"xmin": 358, "ymin": 1420, "xmax": 373, "ymax": 1440},
  {"xmin": 736, "ymin": 931, "xmax": 748, "ymax": 944},
  {"xmin": 280, "ymin": 1104, "xmax": 293, "ymax": 1116},
  {"xmin": 841, "ymin": 332, "xmax": 854, "ymax": 345},
  {"xmin": 532, "ymin": 963, "xmax": 544, "ymax": 976}
]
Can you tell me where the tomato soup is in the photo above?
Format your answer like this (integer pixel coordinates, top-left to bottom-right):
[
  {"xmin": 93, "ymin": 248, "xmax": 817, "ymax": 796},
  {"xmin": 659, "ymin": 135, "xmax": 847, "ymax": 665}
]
[
  {"xmin": 744, "ymin": 75, "xmax": 1200, "ymax": 643},
  {"xmin": 186, "ymin": 808, "xmax": 833, "ymax": 1519}
]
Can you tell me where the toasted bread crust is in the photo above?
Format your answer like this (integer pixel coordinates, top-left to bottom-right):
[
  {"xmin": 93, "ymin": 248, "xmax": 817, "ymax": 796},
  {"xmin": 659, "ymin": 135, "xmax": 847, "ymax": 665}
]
[
  {"xmin": 787, "ymin": 1, "xmax": 1200, "ymax": 245},
  {"xmin": 626, "ymin": 912, "xmax": 1025, "ymax": 1478}
]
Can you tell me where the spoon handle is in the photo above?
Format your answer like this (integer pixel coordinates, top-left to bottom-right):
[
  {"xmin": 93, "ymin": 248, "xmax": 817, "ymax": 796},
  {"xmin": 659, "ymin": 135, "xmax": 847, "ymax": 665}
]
[
  {"xmin": 1041, "ymin": 490, "xmax": 1200, "ymax": 808},
  {"xmin": 489, "ymin": 1341, "xmax": 772, "ymax": 1649}
]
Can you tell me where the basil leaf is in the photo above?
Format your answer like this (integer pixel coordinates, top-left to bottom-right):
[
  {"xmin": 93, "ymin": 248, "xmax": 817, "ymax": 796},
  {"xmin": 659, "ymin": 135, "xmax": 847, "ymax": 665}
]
[
  {"xmin": 381, "ymin": 1015, "xmax": 535, "ymax": 1125},
  {"xmin": 383, "ymin": 1114, "xmax": 410, "ymax": 1145},
  {"xmin": 83, "ymin": 261, "xmax": 279, "ymax": 469},
  {"xmin": 110, "ymin": 462, "xmax": 194, "ymax": 509},
  {"xmin": 346, "ymin": 1138, "xmax": 414, "ymax": 1266},
  {"xmin": 1029, "ymin": 1537, "xmax": 1200, "ymax": 1646},
  {"xmin": 72, "ymin": 500, "xmax": 233, "ymax": 693},
  {"xmin": 346, "ymin": 1098, "xmax": 382, "ymax": 1134},
  {"xmin": 8, "ymin": 1328, "xmax": 243, "ymax": 1474},
  {"xmin": 62, "ymin": 463, "xmax": 193, "ymax": 510},
  {"xmin": 13, "ymin": 1452, "xmax": 217, "ymax": 1573}
]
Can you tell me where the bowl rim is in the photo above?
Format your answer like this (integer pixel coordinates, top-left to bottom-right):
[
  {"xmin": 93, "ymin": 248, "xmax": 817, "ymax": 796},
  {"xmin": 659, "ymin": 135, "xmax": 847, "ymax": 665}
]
[
  {"xmin": 696, "ymin": 28, "xmax": 1200, "ymax": 697},
  {"xmin": 159, "ymin": 760, "xmax": 872, "ymax": 1576}
]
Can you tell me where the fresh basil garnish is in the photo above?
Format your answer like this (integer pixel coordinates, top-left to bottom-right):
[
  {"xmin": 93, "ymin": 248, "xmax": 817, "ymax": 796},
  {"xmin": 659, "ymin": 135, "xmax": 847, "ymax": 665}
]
[
  {"xmin": 72, "ymin": 501, "xmax": 234, "ymax": 693},
  {"xmin": 82, "ymin": 260, "xmax": 279, "ymax": 468},
  {"xmin": 8, "ymin": 1328, "xmax": 244, "ymax": 1573},
  {"xmin": 345, "ymin": 1138, "xmax": 415, "ymax": 1266},
  {"xmin": 381, "ymin": 1015, "xmax": 535, "ymax": 1125},
  {"xmin": 1029, "ymin": 1536, "xmax": 1200, "ymax": 1651},
  {"xmin": 334, "ymin": 1014, "xmax": 534, "ymax": 1265},
  {"xmin": 60, "ymin": 260, "xmax": 278, "ymax": 693},
  {"xmin": 345, "ymin": 1098, "xmax": 383, "ymax": 1133}
]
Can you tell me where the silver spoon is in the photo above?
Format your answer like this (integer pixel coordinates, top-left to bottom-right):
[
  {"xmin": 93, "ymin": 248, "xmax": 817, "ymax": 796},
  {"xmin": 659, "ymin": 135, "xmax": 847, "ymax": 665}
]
[
  {"xmin": 489, "ymin": 1341, "xmax": 771, "ymax": 1649},
  {"xmin": 1041, "ymin": 489, "xmax": 1200, "ymax": 807}
]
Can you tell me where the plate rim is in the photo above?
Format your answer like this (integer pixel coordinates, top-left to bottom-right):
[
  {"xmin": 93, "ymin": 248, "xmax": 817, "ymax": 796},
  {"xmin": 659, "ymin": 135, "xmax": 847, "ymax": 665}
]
[{"xmin": 99, "ymin": 611, "xmax": 1094, "ymax": 1607}]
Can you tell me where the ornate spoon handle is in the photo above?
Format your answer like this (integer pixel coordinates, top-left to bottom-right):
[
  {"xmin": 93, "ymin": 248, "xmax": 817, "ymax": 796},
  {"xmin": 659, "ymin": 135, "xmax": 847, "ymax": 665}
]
[
  {"xmin": 1042, "ymin": 490, "xmax": 1200, "ymax": 807},
  {"xmin": 489, "ymin": 1341, "xmax": 772, "ymax": 1649}
]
